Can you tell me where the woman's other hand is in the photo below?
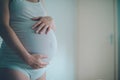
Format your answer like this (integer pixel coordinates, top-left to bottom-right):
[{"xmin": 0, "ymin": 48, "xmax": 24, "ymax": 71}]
[
  {"xmin": 31, "ymin": 16, "xmax": 56, "ymax": 34},
  {"xmin": 24, "ymin": 54, "xmax": 49, "ymax": 69}
]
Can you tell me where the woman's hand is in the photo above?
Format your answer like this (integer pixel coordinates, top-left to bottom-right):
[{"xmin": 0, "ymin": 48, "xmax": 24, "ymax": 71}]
[
  {"xmin": 31, "ymin": 16, "xmax": 56, "ymax": 34},
  {"xmin": 24, "ymin": 54, "xmax": 49, "ymax": 69}
]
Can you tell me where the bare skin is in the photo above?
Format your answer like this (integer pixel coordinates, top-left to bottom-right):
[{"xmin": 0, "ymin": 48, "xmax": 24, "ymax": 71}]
[
  {"xmin": 0, "ymin": 68, "xmax": 46, "ymax": 80},
  {"xmin": 32, "ymin": 16, "xmax": 56, "ymax": 34},
  {"xmin": 0, "ymin": 68, "xmax": 30, "ymax": 80},
  {"xmin": 0, "ymin": 0, "xmax": 55, "ymax": 80}
]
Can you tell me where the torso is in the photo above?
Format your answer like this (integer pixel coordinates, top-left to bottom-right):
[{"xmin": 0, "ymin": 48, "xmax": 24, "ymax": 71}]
[{"xmin": 1, "ymin": 0, "xmax": 57, "ymax": 62}]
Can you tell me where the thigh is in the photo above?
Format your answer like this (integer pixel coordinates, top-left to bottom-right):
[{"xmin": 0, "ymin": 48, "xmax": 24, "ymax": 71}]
[
  {"xmin": 36, "ymin": 72, "xmax": 46, "ymax": 80},
  {"xmin": 0, "ymin": 68, "xmax": 30, "ymax": 80}
]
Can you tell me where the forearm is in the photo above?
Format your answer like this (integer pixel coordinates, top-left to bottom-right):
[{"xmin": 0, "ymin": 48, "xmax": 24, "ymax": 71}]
[{"xmin": 0, "ymin": 24, "xmax": 31, "ymax": 60}]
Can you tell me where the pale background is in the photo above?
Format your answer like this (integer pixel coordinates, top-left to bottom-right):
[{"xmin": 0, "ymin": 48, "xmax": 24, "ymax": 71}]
[
  {"xmin": 46, "ymin": 0, "xmax": 118, "ymax": 80},
  {"xmin": 45, "ymin": 0, "xmax": 78, "ymax": 80},
  {"xmin": 0, "ymin": 0, "xmax": 118, "ymax": 80}
]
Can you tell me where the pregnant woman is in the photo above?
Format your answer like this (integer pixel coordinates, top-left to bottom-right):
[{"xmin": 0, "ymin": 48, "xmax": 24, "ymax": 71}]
[{"xmin": 0, "ymin": 0, "xmax": 57, "ymax": 80}]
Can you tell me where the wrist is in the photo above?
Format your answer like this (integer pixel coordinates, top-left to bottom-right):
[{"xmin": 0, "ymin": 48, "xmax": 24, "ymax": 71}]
[
  {"xmin": 20, "ymin": 52, "xmax": 31, "ymax": 61},
  {"xmin": 44, "ymin": 16, "xmax": 53, "ymax": 21}
]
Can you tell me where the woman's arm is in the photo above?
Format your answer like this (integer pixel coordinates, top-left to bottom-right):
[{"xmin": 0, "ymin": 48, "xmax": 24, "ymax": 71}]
[
  {"xmin": 0, "ymin": 0, "xmax": 31, "ymax": 60},
  {"xmin": 0, "ymin": 0, "xmax": 49, "ymax": 69},
  {"xmin": 32, "ymin": 0, "xmax": 56, "ymax": 34}
]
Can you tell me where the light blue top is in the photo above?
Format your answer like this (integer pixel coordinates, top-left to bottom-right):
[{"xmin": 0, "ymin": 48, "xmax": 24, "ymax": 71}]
[{"xmin": 1, "ymin": 0, "xmax": 57, "ymax": 62}]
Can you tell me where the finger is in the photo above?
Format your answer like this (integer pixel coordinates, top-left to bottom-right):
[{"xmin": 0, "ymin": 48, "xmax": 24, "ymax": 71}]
[
  {"xmin": 38, "ymin": 26, "xmax": 46, "ymax": 34},
  {"xmin": 33, "ymin": 65, "xmax": 42, "ymax": 69},
  {"xmin": 30, "ymin": 63, "xmax": 39, "ymax": 69},
  {"xmin": 39, "ymin": 55, "xmax": 48, "ymax": 59},
  {"xmin": 32, "ymin": 62, "xmax": 49, "ymax": 69},
  {"xmin": 36, "ymin": 23, "xmax": 45, "ymax": 34},
  {"xmin": 45, "ymin": 27, "xmax": 51, "ymax": 34},
  {"xmin": 33, "ymin": 62, "xmax": 48, "ymax": 68},
  {"xmin": 40, "ymin": 61, "xmax": 49, "ymax": 66},
  {"xmin": 40, "ymin": 64, "xmax": 48, "ymax": 68},
  {"xmin": 32, "ymin": 21, "xmax": 42, "ymax": 29},
  {"xmin": 31, "ymin": 17, "xmax": 42, "ymax": 21},
  {"xmin": 32, "ymin": 64, "xmax": 39, "ymax": 69},
  {"xmin": 31, "ymin": 54, "xmax": 48, "ymax": 59},
  {"xmin": 32, "ymin": 62, "xmax": 44, "ymax": 69},
  {"xmin": 39, "ymin": 25, "xmax": 49, "ymax": 34},
  {"xmin": 32, "ymin": 21, "xmax": 42, "ymax": 30}
]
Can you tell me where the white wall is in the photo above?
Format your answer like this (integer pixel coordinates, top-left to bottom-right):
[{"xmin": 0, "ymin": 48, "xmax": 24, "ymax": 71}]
[
  {"xmin": 45, "ymin": 0, "xmax": 78, "ymax": 80},
  {"xmin": 77, "ymin": 0, "xmax": 116, "ymax": 80}
]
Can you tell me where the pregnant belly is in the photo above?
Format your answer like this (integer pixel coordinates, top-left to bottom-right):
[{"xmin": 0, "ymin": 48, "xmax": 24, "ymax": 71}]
[{"xmin": 10, "ymin": 21, "xmax": 57, "ymax": 62}]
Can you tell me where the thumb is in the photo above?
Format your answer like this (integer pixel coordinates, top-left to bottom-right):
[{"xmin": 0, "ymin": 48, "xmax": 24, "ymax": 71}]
[
  {"xmin": 31, "ymin": 17, "xmax": 42, "ymax": 21},
  {"xmin": 39, "ymin": 55, "xmax": 48, "ymax": 59}
]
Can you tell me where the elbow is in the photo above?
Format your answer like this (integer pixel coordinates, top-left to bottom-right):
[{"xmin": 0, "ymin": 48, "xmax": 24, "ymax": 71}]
[
  {"xmin": 0, "ymin": 24, "xmax": 9, "ymax": 36},
  {"xmin": 0, "ymin": 22, "xmax": 9, "ymax": 27}
]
